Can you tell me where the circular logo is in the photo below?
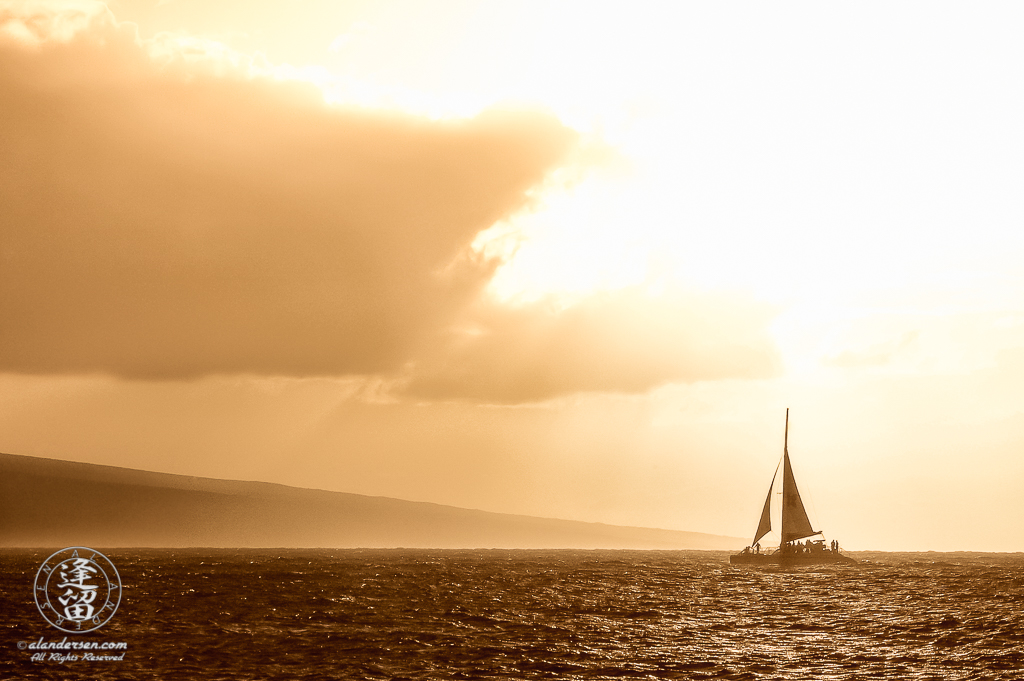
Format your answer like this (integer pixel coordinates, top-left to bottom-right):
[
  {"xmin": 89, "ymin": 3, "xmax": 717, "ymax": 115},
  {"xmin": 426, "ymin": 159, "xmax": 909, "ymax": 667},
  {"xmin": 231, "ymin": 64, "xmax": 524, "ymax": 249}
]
[{"xmin": 34, "ymin": 547, "xmax": 121, "ymax": 633}]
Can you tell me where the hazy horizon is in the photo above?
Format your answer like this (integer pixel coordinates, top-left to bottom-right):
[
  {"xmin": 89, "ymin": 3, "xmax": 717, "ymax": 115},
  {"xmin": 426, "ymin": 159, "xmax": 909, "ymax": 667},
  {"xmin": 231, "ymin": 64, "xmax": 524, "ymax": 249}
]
[{"xmin": 2, "ymin": 1, "xmax": 1024, "ymax": 552}]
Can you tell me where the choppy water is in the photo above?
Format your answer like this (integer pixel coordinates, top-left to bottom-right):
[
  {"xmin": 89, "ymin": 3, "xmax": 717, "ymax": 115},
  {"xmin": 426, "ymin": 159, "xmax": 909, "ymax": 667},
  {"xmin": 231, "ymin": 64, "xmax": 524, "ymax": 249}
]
[{"xmin": 3, "ymin": 549, "xmax": 1024, "ymax": 680}]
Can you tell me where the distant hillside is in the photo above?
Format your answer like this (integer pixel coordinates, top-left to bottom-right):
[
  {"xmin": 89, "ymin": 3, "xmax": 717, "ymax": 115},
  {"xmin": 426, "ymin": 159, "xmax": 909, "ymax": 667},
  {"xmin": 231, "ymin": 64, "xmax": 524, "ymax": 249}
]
[{"xmin": 0, "ymin": 452, "xmax": 744, "ymax": 549}]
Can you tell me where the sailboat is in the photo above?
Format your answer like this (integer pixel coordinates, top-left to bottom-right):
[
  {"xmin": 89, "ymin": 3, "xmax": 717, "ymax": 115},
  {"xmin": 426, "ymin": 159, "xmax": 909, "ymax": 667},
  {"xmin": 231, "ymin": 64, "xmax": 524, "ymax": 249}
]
[{"xmin": 730, "ymin": 409, "xmax": 855, "ymax": 565}]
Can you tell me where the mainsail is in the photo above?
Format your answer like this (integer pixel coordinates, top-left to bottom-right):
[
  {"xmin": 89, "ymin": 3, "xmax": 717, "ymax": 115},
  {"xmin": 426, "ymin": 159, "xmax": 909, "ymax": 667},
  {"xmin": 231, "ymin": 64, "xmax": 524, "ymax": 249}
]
[{"xmin": 781, "ymin": 447, "xmax": 818, "ymax": 543}]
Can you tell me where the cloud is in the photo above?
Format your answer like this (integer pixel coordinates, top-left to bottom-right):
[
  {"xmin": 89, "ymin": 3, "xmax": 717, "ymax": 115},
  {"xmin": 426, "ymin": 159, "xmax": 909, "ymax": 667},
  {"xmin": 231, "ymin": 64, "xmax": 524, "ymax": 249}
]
[
  {"xmin": 402, "ymin": 289, "xmax": 781, "ymax": 403},
  {"xmin": 0, "ymin": 0, "xmax": 111, "ymax": 46},
  {"xmin": 0, "ymin": 3, "xmax": 577, "ymax": 379},
  {"xmin": 0, "ymin": 2, "xmax": 781, "ymax": 403}
]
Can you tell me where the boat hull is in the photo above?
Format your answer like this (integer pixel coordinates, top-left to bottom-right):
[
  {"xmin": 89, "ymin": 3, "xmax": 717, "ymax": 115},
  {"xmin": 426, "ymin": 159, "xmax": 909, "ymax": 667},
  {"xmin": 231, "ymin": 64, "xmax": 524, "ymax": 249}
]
[{"xmin": 730, "ymin": 551, "xmax": 856, "ymax": 566}]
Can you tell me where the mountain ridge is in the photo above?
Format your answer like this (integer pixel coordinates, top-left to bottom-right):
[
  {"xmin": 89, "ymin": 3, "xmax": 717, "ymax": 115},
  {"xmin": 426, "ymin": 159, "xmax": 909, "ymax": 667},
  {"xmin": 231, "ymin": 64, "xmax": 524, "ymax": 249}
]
[{"xmin": 0, "ymin": 451, "xmax": 743, "ymax": 549}]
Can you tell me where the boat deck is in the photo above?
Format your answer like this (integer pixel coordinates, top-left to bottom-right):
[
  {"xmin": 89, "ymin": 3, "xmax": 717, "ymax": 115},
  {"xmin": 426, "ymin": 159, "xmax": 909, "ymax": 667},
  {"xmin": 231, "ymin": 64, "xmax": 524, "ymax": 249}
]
[{"xmin": 730, "ymin": 550, "xmax": 856, "ymax": 566}]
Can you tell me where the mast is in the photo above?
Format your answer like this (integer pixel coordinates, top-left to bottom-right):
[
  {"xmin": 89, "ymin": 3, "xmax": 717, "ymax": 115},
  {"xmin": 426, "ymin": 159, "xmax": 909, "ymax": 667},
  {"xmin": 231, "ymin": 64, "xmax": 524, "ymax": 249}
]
[{"xmin": 781, "ymin": 408, "xmax": 789, "ymax": 546}]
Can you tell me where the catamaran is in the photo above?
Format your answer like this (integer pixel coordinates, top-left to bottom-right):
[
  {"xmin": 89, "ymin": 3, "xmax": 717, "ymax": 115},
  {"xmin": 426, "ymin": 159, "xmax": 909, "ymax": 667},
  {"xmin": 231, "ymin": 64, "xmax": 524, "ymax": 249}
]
[{"xmin": 730, "ymin": 409, "xmax": 854, "ymax": 565}]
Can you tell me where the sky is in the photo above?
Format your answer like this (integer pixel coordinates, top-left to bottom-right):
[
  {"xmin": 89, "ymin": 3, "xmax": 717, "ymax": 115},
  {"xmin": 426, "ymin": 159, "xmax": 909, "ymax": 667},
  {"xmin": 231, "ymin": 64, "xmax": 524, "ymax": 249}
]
[{"xmin": 2, "ymin": 0, "xmax": 1023, "ymax": 551}]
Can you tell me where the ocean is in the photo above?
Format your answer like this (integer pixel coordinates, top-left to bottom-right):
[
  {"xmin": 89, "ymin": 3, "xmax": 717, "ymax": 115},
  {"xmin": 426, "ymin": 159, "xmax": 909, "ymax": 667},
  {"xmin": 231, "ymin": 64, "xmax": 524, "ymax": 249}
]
[{"xmin": 2, "ymin": 549, "xmax": 1023, "ymax": 680}]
